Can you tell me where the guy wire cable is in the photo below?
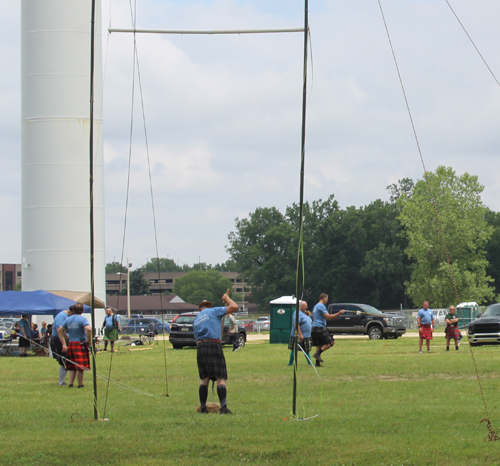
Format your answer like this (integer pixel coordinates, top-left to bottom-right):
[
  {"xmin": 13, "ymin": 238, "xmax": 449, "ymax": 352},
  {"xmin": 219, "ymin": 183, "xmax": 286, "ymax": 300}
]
[
  {"xmin": 377, "ymin": 0, "xmax": 498, "ymax": 442},
  {"xmin": 127, "ymin": 0, "xmax": 170, "ymax": 396},
  {"xmin": 444, "ymin": 0, "xmax": 500, "ymax": 88}
]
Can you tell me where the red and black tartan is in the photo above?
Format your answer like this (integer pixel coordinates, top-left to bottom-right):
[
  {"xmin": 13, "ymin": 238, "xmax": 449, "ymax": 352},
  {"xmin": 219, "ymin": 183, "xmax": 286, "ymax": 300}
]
[
  {"xmin": 419, "ymin": 324, "xmax": 433, "ymax": 340},
  {"xmin": 311, "ymin": 327, "xmax": 335, "ymax": 347},
  {"xmin": 196, "ymin": 341, "xmax": 228, "ymax": 381},
  {"xmin": 445, "ymin": 325, "xmax": 461, "ymax": 340},
  {"xmin": 66, "ymin": 341, "xmax": 90, "ymax": 371},
  {"xmin": 288, "ymin": 336, "xmax": 312, "ymax": 353}
]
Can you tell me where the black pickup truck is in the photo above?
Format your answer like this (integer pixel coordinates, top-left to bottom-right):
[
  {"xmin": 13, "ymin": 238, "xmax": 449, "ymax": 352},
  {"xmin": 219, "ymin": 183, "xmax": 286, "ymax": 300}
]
[
  {"xmin": 468, "ymin": 303, "xmax": 500, "ymax": 346},
  {"xmin": 326, "ymin": 303, "xmax": 406, "ymax": 340}
]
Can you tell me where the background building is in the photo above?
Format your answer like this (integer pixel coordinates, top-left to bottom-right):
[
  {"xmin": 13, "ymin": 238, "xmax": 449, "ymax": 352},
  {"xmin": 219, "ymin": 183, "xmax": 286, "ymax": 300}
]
[{"xmin": 0, "ymin": 264, "xmax": 22, "ymax": 291}]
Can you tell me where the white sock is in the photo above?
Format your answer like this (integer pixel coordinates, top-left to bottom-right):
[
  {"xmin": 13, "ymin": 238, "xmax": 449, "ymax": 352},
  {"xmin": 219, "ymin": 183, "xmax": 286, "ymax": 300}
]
[{"xmin": 59, "ymin": 366, "xmax": 67, "ymax": 384}]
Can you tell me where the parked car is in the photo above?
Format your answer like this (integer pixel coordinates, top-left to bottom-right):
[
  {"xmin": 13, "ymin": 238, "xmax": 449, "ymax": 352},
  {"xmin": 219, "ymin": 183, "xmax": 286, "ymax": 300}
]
[
  {"xmin": 254, "ymin": 316, "xmax": 270, "ymax": 332},
  {"xmin": 468, "ymin": 303, "xmax": 500, "ymax": 346},
  {"xmin": 433, "ymin": 309, "xmax": 447, "ymax": 328},
  {"xmin": 122, "ymin": 318, "xmax": 170, "ymax": 335},
  {"xmin": 169, "ymin": 312, "xmax": 247, "ymax": 349},
  {"xmin": 326, "ymin": 303, "xmax": 406, "ymax": 340},
  {"xmin": 238, "ymin": 319, "xmax": 254, "ymax": 332}
]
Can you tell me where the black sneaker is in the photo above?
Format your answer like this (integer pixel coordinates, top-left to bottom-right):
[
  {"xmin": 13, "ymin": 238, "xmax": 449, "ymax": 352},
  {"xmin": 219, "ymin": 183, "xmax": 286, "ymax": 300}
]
[
  {"xmin": 220, "ymin": 406, "xmax": 233, "ymax": 415},
  {"xmin": 233, "ymin": 346, "xmax": 240, "ymax": 352},
  {"xmin": 77, "ymin": 385, "xmax": 85, "ymax": 388},
  {"xmin": 200, "ymin": 406, "xmax": 208, "ymax": 414}
]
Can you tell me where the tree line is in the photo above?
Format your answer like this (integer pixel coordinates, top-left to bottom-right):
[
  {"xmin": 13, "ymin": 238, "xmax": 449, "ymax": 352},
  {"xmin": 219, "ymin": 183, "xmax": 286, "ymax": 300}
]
[{"xmin": 106, "ymin": 166, "xmax": 500, "ymax": 311}]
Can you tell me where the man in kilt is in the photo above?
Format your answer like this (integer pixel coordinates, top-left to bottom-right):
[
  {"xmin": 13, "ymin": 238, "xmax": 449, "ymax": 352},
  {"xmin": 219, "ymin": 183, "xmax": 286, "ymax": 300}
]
[
  {"xmin": 288, "ymin": 301, "xmax": 312, "ymax": 366},
  {"xmin": 101, "ymin": 307, "xmax": 120, "ymax": 352},
  {"xmin": 311, "ymin": 294, "xmax": 345, "ymax": 367},
  {"xmin": 193, "ymin": 293, "xmax": 239, "ymax": 414},
  {"xmin": 58, "ymin": 303, "xmax": 91, "ymax": 388},
  {"xmin": 417, "ymin": 301, "xmax": 434, "ymax": 353},
  {"xmin": 445, "ymin": 305, "xmax": 460, "ymax": 351},
  {"xmin": 50, "ymin": 306, "xmax": 74, "ymax": 385}
]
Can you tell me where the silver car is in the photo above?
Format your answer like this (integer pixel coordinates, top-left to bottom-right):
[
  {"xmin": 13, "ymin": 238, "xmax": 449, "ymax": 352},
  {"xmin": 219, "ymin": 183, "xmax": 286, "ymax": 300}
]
[{"xmin": 254, "ymin": 316, "xmax": 270, "ymax": 332}]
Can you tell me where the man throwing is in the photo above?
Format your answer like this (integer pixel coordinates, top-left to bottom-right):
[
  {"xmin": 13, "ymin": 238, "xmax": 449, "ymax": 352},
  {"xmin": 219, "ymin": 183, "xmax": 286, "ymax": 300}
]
[
  {"xmin": 311, "ymin": 293, "xmax": 345, "ymax": 367},
  {"xmin": 193, "ymin": 293, "xmax": 239, "ymax": 414},
  {"xmin": 417, "ymin": 300, "xmax": 434, "ymax": 353}
]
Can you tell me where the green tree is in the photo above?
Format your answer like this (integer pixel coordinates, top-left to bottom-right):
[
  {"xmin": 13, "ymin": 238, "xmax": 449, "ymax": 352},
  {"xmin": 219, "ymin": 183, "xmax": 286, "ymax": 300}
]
[
  {"xmin": 173, "ymin": 270, "xmax": 233, "ymax": 306},
  {"xmin": 129, "ymin": 269, "xmax": 151, "ymax": 295},
  {"xmin": 398, "ymin": 166, "xmax": 494, "ymax": 307},
  {"xmin": 106, "ymin": 261, "xmax": 127, "ymax": 273},
  {"xmin": 226, "ymin": 206, "xmax": 297, "ymax": 308},
  {"xmin": 140, "ymin": 257, "xmax": 183, "ymax": 273},
  {"xmin": 485, "ymin": 209, "xmax": 500, "ymax": 298}
]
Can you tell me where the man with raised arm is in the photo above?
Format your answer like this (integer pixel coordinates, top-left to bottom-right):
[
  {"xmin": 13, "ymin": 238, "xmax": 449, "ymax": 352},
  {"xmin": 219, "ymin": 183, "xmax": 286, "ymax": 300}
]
[
  {"xmin": 311, "ymin": 293, "xmax": 345, "ymax": 367},
  {"xmin": 193, "ymin": 293, "xmax": 239, "ymax": 414}
]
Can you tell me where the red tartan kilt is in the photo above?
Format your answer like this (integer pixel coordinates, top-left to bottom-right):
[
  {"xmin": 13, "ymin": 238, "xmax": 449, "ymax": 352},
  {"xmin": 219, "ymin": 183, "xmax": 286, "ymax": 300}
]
[
  {"xmin": 419, "ymin": 324, "xmax": 433, "ymax": 340},
  {"xmin": 445, "ymin": 326, "xmax": 461, "ymax": 340},
  {"xmin": 66, "ymin": 341, "xmax": 90, "ymax": 371}
]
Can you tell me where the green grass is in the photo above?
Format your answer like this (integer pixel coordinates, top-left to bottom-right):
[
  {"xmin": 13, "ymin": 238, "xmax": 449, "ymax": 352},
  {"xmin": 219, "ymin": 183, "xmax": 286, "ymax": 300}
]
[{"xmin": 3, "ymin": 338, "xmax": 500, "ymax": 465}]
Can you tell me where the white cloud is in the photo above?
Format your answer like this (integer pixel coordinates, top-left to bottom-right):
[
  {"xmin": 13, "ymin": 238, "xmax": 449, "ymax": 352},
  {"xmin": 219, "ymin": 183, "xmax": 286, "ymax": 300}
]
[{"xmin": 2, "ymin": 0, "xmax": 500, "ymax": 268}]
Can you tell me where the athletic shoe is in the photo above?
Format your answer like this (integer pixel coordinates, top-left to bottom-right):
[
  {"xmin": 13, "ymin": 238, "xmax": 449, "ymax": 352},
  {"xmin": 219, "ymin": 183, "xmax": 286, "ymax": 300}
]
[
  {"xmin": 200, "ymin": 406, "xmax": 208, "ymax": 414},
  {"xmin": 58, "ymin": 382, "xmax": 67, "ymax": 386},
  {"xmin": 233, "ymin": 346, "xmax": 239, "ymax": 352},
  {"xmin": 220, "ymin": 406, "xmax": 233, "ymax": 415},
  {"xmin": 427, "ymin": 349, "xmax": 431, "ymax": 352},
  {"xmin": 419, "ymin": 350, "xmax": 423, "ymax": 354},
  {"xmin": 77, "ymin": 385, "xmax": 85, "ymax": 388},
  {"xmin": 312, "ymin": 352, "xmax": 324, "ymax": 363},
  {"xmin": 68, "ymin": 384, "xmax": 74, "ymax": 387}
]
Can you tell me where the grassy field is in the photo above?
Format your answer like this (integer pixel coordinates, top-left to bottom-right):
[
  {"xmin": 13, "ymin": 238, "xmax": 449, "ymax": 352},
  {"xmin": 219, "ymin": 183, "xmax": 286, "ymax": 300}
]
[{"xmin": 2, "ymin": 337, "xmax": 500, "ymax": 465}]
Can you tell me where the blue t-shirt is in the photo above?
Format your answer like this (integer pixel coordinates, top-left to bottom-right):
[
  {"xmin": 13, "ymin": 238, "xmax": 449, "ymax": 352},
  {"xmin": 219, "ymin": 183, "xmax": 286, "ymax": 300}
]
[
  {"xmin": 40, "ymin": 327, "xmax": 47, "ymax": 337},
  {"xmin": 291, "ymin": 311, "xmax": 312, "ymax": 338},
  {"xmin": 193, "ymin": 307, "xmax": 227, "ymax": 340},
  {"xmin": 418, "ymin": 308, "xmax": 434, "ymax": 325},
  {"xmin": 62, "ymin": 315, "xmax": 90, "ymax": 342},
  {"xmin": 18, "ymin": 318, "xmax": 31, "ymax": 338},
  {"xmin": 312, "ymin": 303, "xmax": 328, "ymax": 328},
  {"xmin": 52, "ymin": 310, "xmax": 70, "ymax": 337},
  {"xmin": 103, "ymin": 314, "xmax": 117, "ymax": 330}
]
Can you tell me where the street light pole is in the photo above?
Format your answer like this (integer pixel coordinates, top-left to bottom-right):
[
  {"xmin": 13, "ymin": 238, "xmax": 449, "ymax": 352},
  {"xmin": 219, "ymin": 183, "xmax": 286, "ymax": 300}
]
[{"xmin": 127, "ymin": 258, "xmax": 131, "ymax": 319}]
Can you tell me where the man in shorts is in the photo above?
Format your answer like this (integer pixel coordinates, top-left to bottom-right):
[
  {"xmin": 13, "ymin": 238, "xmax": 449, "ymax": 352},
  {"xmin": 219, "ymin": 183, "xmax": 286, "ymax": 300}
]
[
  {"xmin": 311, "ymin": 294, "xmax": 345, "ymax": 367},
  {"xmin": 18, "ymin": 315, "xmax": 31, "ymax": 357},
  {"xmin": 51, "ymin": 306, "xmax": 73, "ymax": 385},
  {"xmin": 193, "ymin": 293, "xmax": 238, "ymax": 414},
  {"xmin": 417, "ymin": 301, "xmax": 434, "ymax": 353}
]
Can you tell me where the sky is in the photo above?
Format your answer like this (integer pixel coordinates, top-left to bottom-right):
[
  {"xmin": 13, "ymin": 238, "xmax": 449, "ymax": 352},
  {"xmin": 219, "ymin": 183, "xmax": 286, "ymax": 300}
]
[{"xmin": 1, "ymin": 0, "xmax": 500, "ymax": 270}]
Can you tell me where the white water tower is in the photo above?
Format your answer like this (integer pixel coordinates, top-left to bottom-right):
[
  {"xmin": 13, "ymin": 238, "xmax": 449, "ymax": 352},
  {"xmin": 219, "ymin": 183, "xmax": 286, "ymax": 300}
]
[{"xmin": 21, "ymin": 0, "xmax": 105, "ymax": 301}]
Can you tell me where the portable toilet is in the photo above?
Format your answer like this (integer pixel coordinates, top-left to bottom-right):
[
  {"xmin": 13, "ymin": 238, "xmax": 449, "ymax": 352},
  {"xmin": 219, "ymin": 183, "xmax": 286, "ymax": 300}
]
[
  {"xmin": 269, "ymin": 296, "xmax": 297, "ymax": 344},
  {"xmin": 456, "ymin": 302, "xmax": 479, "ymax": 329}
]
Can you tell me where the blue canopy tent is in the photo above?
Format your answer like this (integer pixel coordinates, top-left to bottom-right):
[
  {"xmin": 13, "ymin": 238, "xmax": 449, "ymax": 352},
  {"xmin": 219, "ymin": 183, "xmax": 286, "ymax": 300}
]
[{"xmin": 0, "ymin": 290, "xmax": 91, "ymax": 316}]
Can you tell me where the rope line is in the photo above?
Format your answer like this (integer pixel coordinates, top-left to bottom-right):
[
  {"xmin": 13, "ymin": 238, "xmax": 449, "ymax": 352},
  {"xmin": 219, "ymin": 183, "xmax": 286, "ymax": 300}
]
[{"xmin": 377, "ymin": 0, "xmax": 498, "ymax": 442}]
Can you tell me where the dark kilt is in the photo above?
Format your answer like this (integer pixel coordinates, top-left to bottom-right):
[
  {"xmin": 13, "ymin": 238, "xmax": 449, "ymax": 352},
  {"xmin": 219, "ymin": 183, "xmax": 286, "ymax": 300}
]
[
  {"xmin": 311, "ymin": 327, "xmax": 334, "ymax": 347},
  {"xmin": 419, "ymin": 324, "xmax": 433, "ymax": 340},
  {"xmin": 288, "ymin": 336, "xmax": 312, "ymax": 353},
  {"xmin": 445, "ymin": 325, "xmax": 461, "ymax": 340},
  {"xmin": 50, "ymin": 336, "xmax": 66, "ymax": 367},
  {"xmin": 196, "ymin": 341, "xmax": 227, "ymax": 381},
  {"xmin": 18, "ymin": 336, "xmax": 31, "ymax": 348},
  {"xmin": 66, "ymin": 341, "xmax": 90, "ymax": 371}
]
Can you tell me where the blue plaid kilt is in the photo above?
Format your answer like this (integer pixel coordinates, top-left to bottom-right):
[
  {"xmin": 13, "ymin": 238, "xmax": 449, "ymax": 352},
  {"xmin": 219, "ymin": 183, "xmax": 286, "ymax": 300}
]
[
  {"xmin": 66, "ymin": 341, "xmax": 90, "ymax": 371},
  {"xmin": 197, "ymin": 341, "xmax": 228, "ymax": 381},
  {"xmin": 288, "ymin": 336, "xmax": 312, "ymax": 353},
  {"xmin": 445, "ymin": 325, "xmax": 461, "ymax": 340},
  {"xmin": 311, "ymin": 327, "xmax": 334, "ymax": 347}
]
